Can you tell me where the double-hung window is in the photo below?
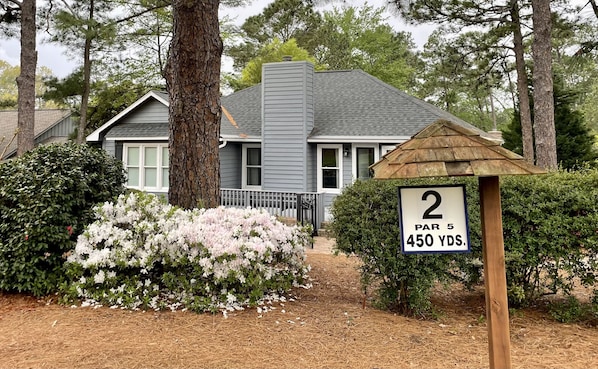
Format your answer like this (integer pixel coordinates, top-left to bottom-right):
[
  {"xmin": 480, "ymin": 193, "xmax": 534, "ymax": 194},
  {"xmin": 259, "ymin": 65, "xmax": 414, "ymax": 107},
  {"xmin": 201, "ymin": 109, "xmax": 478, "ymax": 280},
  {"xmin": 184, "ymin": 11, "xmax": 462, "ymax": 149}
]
[
  {"xmin": 124, "ymin": 143, "xmax": 169, "ymax": 192},
  {"xmin": 317, "ymin": 144, "xmax": 342, "ymax": 193},
  {"xmin": 242, "ymin": 144, "xmax": 261, "ymax": 189}
]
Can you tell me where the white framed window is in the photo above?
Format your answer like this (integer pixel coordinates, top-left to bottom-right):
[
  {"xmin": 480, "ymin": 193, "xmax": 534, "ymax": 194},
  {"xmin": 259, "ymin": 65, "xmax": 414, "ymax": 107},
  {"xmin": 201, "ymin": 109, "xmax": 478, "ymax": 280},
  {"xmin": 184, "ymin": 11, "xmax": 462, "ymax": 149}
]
[
  {"xmin": 381, "ymin": 144, "xmax": 398, "ymax": 155},
  {"xmin": 352, "ymin": 144, "xmax": 379, "ymax": 180},
  {"xmin": 123, "ymin": 143, "xmax": 169, "ymax": 192},
  {"xmin": 317, "ymin": 144, "xmax": 343, "ymax": 193},
  {"xmin": 242, "ymin": 144, "xmax": 261, "ymax": 189}
]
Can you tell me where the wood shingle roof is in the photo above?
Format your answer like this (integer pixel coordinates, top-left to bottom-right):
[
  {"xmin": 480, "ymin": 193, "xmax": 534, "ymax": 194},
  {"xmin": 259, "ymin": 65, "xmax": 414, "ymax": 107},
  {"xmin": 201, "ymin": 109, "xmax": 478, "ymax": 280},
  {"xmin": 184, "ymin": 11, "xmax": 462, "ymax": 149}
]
[{"xmin": 371, "ymin": 119, "xmax": 547, "ymax": 178}]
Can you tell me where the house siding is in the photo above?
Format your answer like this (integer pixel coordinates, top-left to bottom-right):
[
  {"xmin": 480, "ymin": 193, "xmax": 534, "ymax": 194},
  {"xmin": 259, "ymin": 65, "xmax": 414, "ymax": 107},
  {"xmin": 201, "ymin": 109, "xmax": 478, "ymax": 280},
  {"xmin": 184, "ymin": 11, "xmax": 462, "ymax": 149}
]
[
  {"xmin": 102, "ymin": 140, "xmax": 116, "ymax": 157},
  {"xmin": 122, "ymin": 100, "xmax": 169, "ymax": 125},
  {"xmin": 36, "ymin": 116, "xmax": 75, "ymax": 144},
  {"xmin": 261, "ymin": 61, "xmax": 314, "ymax": 192},
  {"xmin": 220, "ymin": 143, "xmax": 241, "ymax": 188}
]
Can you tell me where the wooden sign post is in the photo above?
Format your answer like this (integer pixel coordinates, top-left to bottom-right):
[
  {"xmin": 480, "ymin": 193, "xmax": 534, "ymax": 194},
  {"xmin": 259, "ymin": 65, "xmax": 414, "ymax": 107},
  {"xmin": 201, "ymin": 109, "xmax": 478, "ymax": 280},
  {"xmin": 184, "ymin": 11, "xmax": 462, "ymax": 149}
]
[
  {"xmin": 370, "ymin": 119, "xmax": 547, "ymax": 369},
  {"xmin": 480, "ymin": 176, "xmax": 511, "ymax": 369}
]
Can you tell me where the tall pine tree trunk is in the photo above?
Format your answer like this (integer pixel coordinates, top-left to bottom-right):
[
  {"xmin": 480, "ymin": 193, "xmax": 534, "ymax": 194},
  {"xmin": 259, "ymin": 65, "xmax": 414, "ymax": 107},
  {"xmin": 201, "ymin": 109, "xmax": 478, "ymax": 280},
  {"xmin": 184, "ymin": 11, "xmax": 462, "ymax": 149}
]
[
  {"xmin": 531, "ymin": 0, "xmax": 557, "ymax": 170},
  {"xmin": 76, "ymin": 0, "xmax": 93, "ymax": 144},
  {"xmin": 166, "ymin": 0, "xmax": 222, "ymax": 209},
  {"xmin": 510, "ymin": 0, "xmax": 534, "ymax": 163},
  {"xmin": 16, "ymin": 0, "xmax": 36, "ymax": 156}
]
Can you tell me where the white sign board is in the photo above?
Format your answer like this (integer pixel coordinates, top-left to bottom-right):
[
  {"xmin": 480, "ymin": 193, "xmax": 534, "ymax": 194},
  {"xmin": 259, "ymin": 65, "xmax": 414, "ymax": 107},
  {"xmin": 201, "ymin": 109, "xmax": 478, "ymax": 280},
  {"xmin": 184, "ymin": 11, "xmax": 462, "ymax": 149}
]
[{"xmin": 398, "ymin": 185, "xmax": 470, "ymax": 254}]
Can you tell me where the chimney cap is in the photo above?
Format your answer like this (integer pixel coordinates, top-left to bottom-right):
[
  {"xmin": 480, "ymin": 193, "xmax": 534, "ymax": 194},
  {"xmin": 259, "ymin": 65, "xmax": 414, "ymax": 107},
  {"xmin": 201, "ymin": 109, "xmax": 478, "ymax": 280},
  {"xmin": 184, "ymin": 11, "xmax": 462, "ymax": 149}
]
[{"xmin": 282, "ymin": 55, "xmax": 292, "ymax": 62}]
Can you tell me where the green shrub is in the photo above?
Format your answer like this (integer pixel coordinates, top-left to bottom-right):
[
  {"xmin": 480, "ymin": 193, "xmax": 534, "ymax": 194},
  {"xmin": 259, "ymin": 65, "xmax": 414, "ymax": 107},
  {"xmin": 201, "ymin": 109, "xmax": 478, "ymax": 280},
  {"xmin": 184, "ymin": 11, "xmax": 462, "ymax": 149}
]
[
  {"xmin": 330, "ymin": 169, "xmax": 598, "ymax": 317},
  {"xmin": 0, "ymin": 143, "xmax": 126, "ymax": 296},
  {"xmin": 500, "ymin": 170, "xmax": 598, "ymax": 307},
  {"xmin": 329, "ymin": 177, "xmax": 481, "ymax": 317}
]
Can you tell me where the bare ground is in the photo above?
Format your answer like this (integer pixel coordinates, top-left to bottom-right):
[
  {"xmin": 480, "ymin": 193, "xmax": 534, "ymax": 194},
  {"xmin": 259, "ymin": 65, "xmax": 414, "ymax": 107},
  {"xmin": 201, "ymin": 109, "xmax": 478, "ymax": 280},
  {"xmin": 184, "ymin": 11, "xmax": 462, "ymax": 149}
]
[{"xmin": 1, "ymin": 239, "xmax": 597, "ymax": 369}]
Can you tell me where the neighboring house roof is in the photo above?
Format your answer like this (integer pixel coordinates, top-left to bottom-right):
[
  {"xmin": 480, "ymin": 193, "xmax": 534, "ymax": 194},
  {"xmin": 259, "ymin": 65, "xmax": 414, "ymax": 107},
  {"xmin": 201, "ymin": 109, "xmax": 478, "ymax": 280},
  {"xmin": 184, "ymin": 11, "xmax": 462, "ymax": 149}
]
[
  {"xmin": 0, "ymin": 109, "xmax": 73, "ymax": 158},
  {"xmin": 87, "ymin": 69, "xmax": 487, "ymax": 143}
]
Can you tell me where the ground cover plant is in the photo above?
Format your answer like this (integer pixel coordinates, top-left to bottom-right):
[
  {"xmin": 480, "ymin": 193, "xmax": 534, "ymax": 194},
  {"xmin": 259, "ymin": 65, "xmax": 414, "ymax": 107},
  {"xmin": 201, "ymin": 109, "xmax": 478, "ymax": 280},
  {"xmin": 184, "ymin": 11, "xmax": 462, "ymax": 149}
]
[{"xmin": 62, "ymin": 192, "xmax": 312, "ymax": 313}]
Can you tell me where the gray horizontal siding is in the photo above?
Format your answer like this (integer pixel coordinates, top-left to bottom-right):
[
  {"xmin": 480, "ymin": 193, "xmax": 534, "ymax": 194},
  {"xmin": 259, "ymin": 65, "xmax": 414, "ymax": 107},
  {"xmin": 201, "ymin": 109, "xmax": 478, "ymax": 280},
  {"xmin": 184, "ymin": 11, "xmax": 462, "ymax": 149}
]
[{"xmin": 105, "ymin": 99, "xmax": 169, "ymax": 139}]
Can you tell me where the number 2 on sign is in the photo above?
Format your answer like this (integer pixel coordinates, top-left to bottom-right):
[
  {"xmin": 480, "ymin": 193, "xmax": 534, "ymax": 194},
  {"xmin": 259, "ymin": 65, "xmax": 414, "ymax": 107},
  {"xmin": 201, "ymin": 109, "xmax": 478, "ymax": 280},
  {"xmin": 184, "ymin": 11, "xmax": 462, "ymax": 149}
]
[{"xmin": 422, "ymin": 190, "xmax": 443, "ymax": 219}]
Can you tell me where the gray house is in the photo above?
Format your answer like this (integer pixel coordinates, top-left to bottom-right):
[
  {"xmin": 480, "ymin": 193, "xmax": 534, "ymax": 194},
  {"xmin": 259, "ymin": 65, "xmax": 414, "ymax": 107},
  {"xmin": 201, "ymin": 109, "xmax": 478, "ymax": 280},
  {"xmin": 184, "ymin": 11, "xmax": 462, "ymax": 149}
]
[
  {"xmin": 87, "ymin": 60, "xmax": 493, "ymax": 230},
  {"xmin": 0, "ymin": 109, "xmax": 75, "ymax": 160}
]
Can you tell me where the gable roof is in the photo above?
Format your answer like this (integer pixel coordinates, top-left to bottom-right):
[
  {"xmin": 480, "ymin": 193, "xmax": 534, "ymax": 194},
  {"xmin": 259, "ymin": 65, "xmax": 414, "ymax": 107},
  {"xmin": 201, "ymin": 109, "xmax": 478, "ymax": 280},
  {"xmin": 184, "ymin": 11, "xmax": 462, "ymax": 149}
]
[
  {"xmin": 86, "ymin": 90, "xmax": 169, "ymax": 142},
  {"xmin": 0, "ymin": 109, "xmax": 72, "ymax": 158},
  {"xmin": 87, "ymin": 68, "xmax": 489, "ymax": 143}
]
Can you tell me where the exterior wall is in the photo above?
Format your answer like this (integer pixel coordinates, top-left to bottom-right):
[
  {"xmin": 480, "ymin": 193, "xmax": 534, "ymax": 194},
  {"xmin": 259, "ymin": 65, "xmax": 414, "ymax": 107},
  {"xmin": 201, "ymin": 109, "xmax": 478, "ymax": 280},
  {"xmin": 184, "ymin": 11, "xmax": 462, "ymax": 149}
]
[
  {"xmin": 36, "ymin": 116, "xmax": 75, "ymax": 144},
  {"xmin": 220, "ymin": 143, "xmax": 241, "ymax": 189},
  {"xmin": 121, "ymin": 100, "xmax": 168, "ymax": 124},
  {"xmin": 102, "ymin": 140, "xmax": 117, "ymax": 157},
  {"xmin": 306, "ymin": 144, "xmax": 316, "ymax": 192},
  {"xmin": 261, "ymin": 61, "xmax": 314, "ymax": 192}
]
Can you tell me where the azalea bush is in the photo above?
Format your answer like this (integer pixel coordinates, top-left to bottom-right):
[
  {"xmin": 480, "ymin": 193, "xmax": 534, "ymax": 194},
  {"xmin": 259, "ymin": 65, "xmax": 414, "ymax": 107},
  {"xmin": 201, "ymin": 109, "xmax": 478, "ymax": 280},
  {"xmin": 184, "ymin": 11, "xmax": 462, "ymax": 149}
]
[
  {"xmin": 62, "ymin": 192, "xmax": 312, "ymax": 313},
  {"xmin": 0, "ymin": 143, "xmax": 126, "ymax": 296}
]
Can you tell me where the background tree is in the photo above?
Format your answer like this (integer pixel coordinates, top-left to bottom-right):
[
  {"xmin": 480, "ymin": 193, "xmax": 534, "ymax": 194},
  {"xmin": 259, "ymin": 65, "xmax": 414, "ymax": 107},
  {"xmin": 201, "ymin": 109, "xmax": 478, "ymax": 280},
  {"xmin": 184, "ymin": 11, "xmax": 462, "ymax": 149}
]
[
  {"xmin": 531, "ymin": 0, "xmax": 557, "ymax": 170},
  {"xmin": 0, "ymin": 0, "xmax": 36, "ymax": 156},
  {"xmin": 41, "ymin": 0, "xmax": 171, "ymax": 142},
  {"xmin": 391, "ymin": 0, "xmax": 539, "ymax": 163},
  {"xmin": 418, "ymin": 28, "xmax": 510, "ymax": 130},
  {"xmin": 227, "ymin": 0, "xmax": 321, "ymax": 72},
  {"xmin": 165, "ymin": 0, "xmax": 222, "ymax": 209},
  {"xmin": 0, "ymin": 60, "xmax": 19, "ymax": 108},
  {"xmin": 502, "ymin": 75, "xmax": 597, "ymax": 169},
  {"xmin": 230, "ymin": 38, "xmax": 318, "ymax": 91},
  {"xmin": 314, "ymin": 5, "xmax": 419, "ymax": 92}
]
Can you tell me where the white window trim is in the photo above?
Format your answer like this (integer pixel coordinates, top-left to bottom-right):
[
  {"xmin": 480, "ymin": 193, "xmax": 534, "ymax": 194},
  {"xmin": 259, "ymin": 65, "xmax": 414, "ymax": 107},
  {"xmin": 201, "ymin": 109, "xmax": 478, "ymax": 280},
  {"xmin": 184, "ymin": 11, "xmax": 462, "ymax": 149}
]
[
  {"xmin": 242, "ymin": 143, "xmax": 262, "ymax": 190},
  {"xmin": 351, "ymin": 144, "xmax": 380, "ymax": 181},
  {"xmin": 381, "ymin": 144, "xmax": 398, "ymax": 156},
  {"xmin": 123, "ymin": 143, "xmax": 169, "ymax": 192},
  {"xmin": 317, "ymin": 144, "xmax": 343, "ymax": 194}
]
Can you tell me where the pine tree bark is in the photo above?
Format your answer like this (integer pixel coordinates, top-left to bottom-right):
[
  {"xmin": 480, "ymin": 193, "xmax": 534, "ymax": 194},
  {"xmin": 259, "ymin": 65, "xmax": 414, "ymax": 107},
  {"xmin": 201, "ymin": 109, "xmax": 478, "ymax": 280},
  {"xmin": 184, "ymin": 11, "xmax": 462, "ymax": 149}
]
[
  {"xmin": 531, "ymin": 0, "xmax": 557, "ymax": 170},
  {"xmin": 16, "ymin": 0, "xmax": 36, "ymax": 156},
  {"xmin": 510, "ymin": 0, "xmax": 534, "ymax": 164},
  {"xmin": 165, "ymin": 0, "xmax": 222, "ymax": 209},
  {"xmin": 76, "ymin": 0, "xmax": 93, "ymax": 144}
]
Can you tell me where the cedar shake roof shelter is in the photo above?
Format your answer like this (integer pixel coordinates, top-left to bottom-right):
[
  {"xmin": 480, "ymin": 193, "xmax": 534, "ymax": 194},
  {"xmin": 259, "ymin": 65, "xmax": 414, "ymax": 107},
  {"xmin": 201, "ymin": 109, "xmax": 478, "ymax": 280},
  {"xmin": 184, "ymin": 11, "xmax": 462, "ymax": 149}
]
[
  {"xmin": 371, "ymin": 119, "xmax": 546, "ymax": 369},
  {"xmin": 371, "ymin": 119, "xmax": 546, "ymax": 178}
]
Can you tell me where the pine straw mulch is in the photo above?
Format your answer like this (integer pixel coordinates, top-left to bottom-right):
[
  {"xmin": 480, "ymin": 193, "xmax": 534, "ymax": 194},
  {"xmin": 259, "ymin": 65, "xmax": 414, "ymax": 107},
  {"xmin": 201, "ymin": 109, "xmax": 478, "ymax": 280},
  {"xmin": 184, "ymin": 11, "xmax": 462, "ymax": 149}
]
[{"xmin": 1, "ymin": 253, "xmax": 597, "ymax": 369}]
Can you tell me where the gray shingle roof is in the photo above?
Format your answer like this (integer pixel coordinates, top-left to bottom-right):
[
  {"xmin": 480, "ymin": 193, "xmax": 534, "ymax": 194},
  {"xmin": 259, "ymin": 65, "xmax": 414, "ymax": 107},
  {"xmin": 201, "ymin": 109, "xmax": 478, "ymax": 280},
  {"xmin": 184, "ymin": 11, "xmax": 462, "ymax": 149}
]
[{"xmin": 221, "ymin": 69, "xmax": 484, "ymax": 140}]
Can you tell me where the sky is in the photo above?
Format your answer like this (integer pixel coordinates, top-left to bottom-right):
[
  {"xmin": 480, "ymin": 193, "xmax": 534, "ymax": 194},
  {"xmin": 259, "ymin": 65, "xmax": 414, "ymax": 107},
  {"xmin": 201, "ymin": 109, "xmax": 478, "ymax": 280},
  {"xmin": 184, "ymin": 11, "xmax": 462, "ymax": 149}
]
[{"xmin": 0, "ymin": 0, "xmax": 435, "ymax": 79}]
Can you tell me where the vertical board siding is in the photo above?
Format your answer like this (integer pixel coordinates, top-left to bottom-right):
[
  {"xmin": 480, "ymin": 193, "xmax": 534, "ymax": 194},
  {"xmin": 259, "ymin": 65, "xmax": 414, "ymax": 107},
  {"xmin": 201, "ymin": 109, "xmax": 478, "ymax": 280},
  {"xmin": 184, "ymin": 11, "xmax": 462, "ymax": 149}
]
[
  {"xmin": 262, "ymin": 61, "xmax": 314, "ymax": 192},
  {"xmin": 35, "ymin": 116, "xmax": 75, "ymax": 144}
]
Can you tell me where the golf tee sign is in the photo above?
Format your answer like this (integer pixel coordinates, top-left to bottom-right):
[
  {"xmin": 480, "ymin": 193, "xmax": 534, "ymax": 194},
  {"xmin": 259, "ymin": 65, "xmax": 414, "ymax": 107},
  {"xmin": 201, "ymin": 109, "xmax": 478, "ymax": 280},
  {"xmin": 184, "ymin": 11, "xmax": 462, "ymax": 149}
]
[
  {"xmin": 370, "ymin": 119, "xmax": 547, "ymax": 369},
  {"xmin": 398, "ymin": 185, "xmax": 470, "ymax": 254}
]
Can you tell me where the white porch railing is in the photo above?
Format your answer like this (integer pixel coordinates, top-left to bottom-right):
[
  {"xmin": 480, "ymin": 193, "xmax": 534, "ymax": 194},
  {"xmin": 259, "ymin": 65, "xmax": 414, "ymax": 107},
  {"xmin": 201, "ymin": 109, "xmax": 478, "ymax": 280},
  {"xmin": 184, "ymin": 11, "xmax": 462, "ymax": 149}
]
[{"xmin": 220, "ymin": 188, "xmax": 324, "ymax": 232}]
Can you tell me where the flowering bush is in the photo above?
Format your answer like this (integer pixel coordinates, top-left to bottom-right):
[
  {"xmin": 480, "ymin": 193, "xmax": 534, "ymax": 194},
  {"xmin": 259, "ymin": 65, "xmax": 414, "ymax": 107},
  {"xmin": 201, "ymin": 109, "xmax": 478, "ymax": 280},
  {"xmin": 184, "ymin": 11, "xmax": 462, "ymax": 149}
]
[{"xmin": 63, "ymin": 192, "xmax": 312, "ymax": 313}]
